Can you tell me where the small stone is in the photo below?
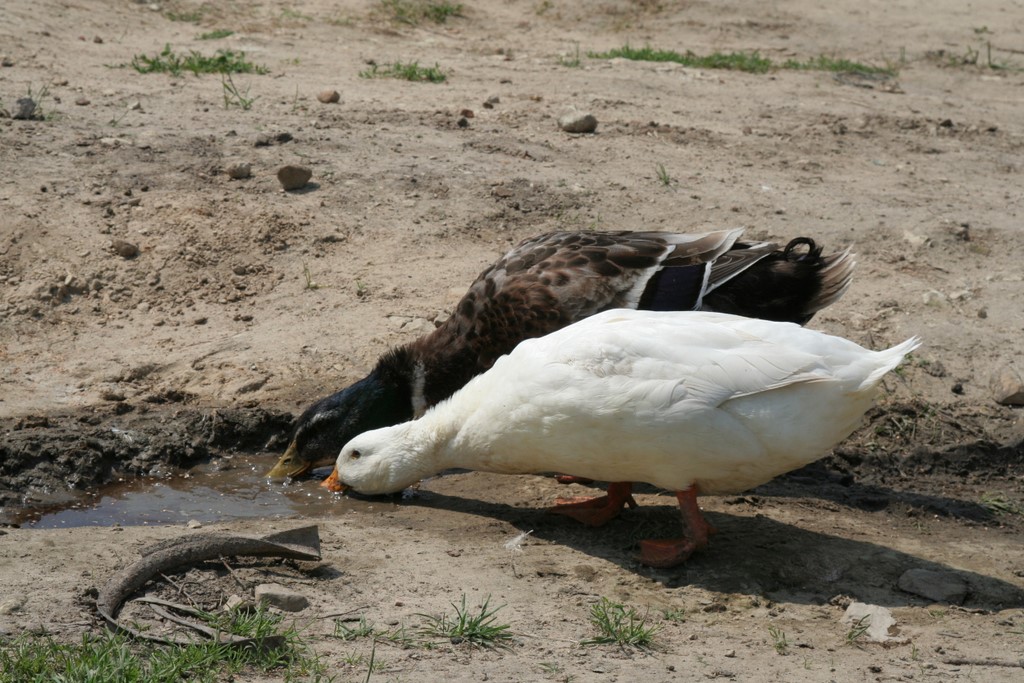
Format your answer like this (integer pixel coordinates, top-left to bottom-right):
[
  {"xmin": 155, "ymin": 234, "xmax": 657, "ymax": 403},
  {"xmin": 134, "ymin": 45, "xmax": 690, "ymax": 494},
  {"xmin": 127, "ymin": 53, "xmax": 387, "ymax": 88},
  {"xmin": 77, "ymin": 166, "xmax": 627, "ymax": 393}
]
[
  {"xmin": 224, "ymin": 595, "xmax": 257, "ymax": 613},
  {"xmin": 128, "ymin": 101, "xmax": 143, "ymax": 111},
  {"xmin": 93, "ymin": 36, "xmax": 104, "ymax": 44},
  {"xmin": 12, "ymin": 98, "xmax": 37, "ymax": 120},
  {"xmin": 317, "ymin": 89, "xmax": 340, "ymax": 103},
  {"xmin": 110, "ymin": 239, "xmax": 139, "ymax": 259},
  {"xmin": 226, "ymin": 161, "xmax": 252, "ymax": 180},
  {"xmin": 457, "ymin": 116, "xmax": 469, "ymax": 128},
  {"xmin": 277, "ymin": 165, "xmax": 312, "ymax": 191},
  {"xmin": 558, "ymin": 111, "xmax": 598, "ymax": 134},
  {"xmin": 193, "ymin": 316, "xmax": 208, "ymax": 325},
  {"xmin": 486, "ymin": 95, "xmax": 500, "ymax": 104},
  {"xmin": 897, "ymin": 568, "xmax": 969, "ymax": 604},
  {"xmin": 1, "ymin": 56, "xmax": 14, "ymax": 67},
  {"xmin": 75, "ymin": 96, "xmax": 91, "ymax": 106},
  {"xmin": 254, "ymin": 583, "xmax": 309, "ymax": 612},
  {"xmin": 186, "ymin": 519, "xmax": 202, "ymax": 529},
  {"xmin": 232, "ymin": 264, "xmax": 248, "ymax": 276},
  {"xmin": 922, "ymin": 290, "xmax": 945, "ymax": 306},
  {"xmin": 100, "ymin": 389, "xmax": 126, "ymax": 402},
  {"xmin": 990, "ymin": 367, "xmax": 1024, "ymax": 406},
  {"xmin": 0, "ymin": 597, "xmax": 26, "ymax": 615},
  {"xmin": 459, "ymin": 108, "xmax": 474, "ymax": 118}
]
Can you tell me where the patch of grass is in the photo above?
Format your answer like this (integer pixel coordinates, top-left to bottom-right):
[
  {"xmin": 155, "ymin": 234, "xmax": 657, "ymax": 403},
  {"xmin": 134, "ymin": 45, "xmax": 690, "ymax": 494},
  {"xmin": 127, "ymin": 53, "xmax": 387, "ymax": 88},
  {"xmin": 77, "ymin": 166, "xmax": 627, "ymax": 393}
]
[
  {"xmin": 582, "ymin": 598, "xmax": 660, "ymax": 649},
  {"xmin": 655, "ymin": 163, "xmax": 672, "ymax": 187},
  {"xmin": 281, "ymin": 7, "xmax": 313, "ymax": 21},
  {"xmin": 128, "ymin": 44, "xmax": 268, "ymax": 77},
  {"xmin": 590, "ymin": 45, "xmax": 773, "ymax": 73},
  {"xmin": 781, "ymin": 55, "xmax": 894, "ymax": 74},
  {"xmin": 0, "ymin": 607, "xmax": 330, "ymax": 681},
  {"xmin": 768, "ymin": 624, "xmax": 789, "ymax": 655},
  {"xmin": 980, "ymin": 492, "xmax": 1023, "ymax": 516},
  {"xmin": 661, "ymin": 607, "xmax": 686, "ymax": 623},
  {"xmin": 380, "ymin": 0, "xmax": 464, "ymax": 25},
  {"xmin": 359, "ymin": 60, "xmax": 448, "ymax": 83},
  {"xmin": 332, "ymin": 616, "xmax": 417, "ymax": 649},
  {"xmin": 558, "ymin": 42, "xmax": 582, "ymax": 68},
  {"xmin": 221, "ymin": 73, "xmax": 256, "ymax": 110},
  {"xmin": 197, "ymin": 29, "xmax": 235, "ymax": 40},
  {"xmin": 166, "ymin": 10, "xmax": 203, "ymax": 23},
  {"xmin": 303, "ymin": 264, "xmax": 322, "ymax": 290},
  {"xmin": 589, "ymin": 44, "xmax": 895, "ymax": 75},
  {"xmin": 417, "ymin": 595, "xmax": 512, "ymax": 648},
  {"xmin": 845, "ymin": 614, "xmax": 871, "ymax": 647}
]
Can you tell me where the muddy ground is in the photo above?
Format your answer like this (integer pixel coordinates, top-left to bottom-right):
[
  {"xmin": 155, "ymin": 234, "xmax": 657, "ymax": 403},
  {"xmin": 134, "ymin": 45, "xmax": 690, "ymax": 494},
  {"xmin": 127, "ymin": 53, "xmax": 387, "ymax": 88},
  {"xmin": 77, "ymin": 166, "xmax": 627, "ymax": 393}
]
[{"xmin": 2, "ymin": 0, "xmax": 1024, "ymax": 680}]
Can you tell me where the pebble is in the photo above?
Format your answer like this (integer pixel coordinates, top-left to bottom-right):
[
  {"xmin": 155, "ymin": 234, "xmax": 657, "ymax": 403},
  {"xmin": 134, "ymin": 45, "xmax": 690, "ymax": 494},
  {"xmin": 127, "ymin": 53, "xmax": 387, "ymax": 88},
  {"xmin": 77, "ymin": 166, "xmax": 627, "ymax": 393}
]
[
  {"xmin": 1, "ymin": 56, "xmax": 14, "ymax": 67},
  {"xmin": 277, "ymin": 164, "xmax": 312, "ymax": 191},
  {"xmin": 255, "ymin": 131, "xmax": 293, "ymax": 147},
  {"xmin": 12, "ymin": 98, "xmax": 37, "ymax": 120},
  {"xmin": 990, "ymin": 367, "xmax": 1024, "ymax": 406},
  {"xmin": 457, "ymin": 116, "xmax": 469, "ymax": 128},
  {"xmin": 255, "ymin": 584, "xmax": 309, "ymax": 612},
  {"xmin": 897, "ymin": 568, "xmax": 969, "ymax": 604},
  {"xmin": 558, "ymin": 111, "xmax": 598, "ymax": 133},
  {"xmin": 110, "ymin": 239, "xmax": 139, "ymax": 259},
  {"xmin": 224, "ymin": 595, "xmax": 257, "ymax": 613},
  {"xmin": 226, "ymin": 161, "xmax": 252, "ymax": 179},
  {"xmin": 317, "ymin": 89, "xmax": 340, "ymax": 103},
  {"xmin": 186, "ymin": 519, "xmax": 203, "ymax": 529},
  {"xmin": 0, "ymin": 597, "xmax": 25, "ymax": 615},
  {"xmin": 922, "ymin": 290, "xmax": 945, "ymax": 306},
  {"xmin": 75, "ymin": 96, "xmax": 91, "ymax": 106}
]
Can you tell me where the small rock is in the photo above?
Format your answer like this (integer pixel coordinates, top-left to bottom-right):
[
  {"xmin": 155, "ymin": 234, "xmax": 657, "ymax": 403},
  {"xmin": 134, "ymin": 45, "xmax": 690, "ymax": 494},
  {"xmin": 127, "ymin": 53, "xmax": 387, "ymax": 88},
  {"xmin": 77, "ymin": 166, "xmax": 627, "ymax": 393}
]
[
  {"xmin": 186, "ymin": 519, "xmax": 202, "ymax": 529},
  {"xmin": 193, "ymin": 316, "xmax": 208, "ymax": 325},
  {"xmin": 100, "ymin": 389, "xmax": 126, "ymax": 402},
  {"xmin": 254, "ymin": 583, "xmax": 309, "ymax": 612},
  {"xmin": 317, "ymin": 89, "xmax": 340, "ymax": 103},
  {"xmin": 1, "ymin": 56, "xmax": 14, "ymax": 67},
  {"xmin": 456, "ymin": 116, "xmax": 469, "ymax": 128},
  {"xmin": 922, "ymin": 290, "xmax": 946, "ymax": 306},
  {"xmin": 486, "ymin": 94, "xmax": 500, "ymax": 104},
  {"xmin": 255, "ymin": 131, "xmax": 294, "ymax": 147},
  {"xmin": 75, "ymin": 96, "xmax": 90, "ymax": 106},
  {"xmin": 277, "ymin": 165, "xmax": 312, "ymax": 191},
  {"xmin": 558, "ymin": 111, "xmax": 598, "ymax": 134},
  {"xmin": 990, "ymin": 367, "xmax": 1024, "ymax": 406},
  {"xmin": 897, "ymin": 568, "xmax": 969, "ymax": 604},
  {"xmin": 232, "ymin": 264, "xmax": 248, "ymax": 276},
  {"xmin": 93, "ymin": 36, "xmax": 104, "ymax": 44},
  {"xmin": 224, "ymin": 595, "xmax": 257, "ymax": 613},
  {"xmin": 128, "ymin": 101, "xmax": 143, "ymax": 111},
  {"xmin": 12, "ymin": 97, "xmax": 37, "ymax": 120},
  {"xmin": 0, "ymin": 597, "xmax": 26, "ymax": 615},
  {"xmin": 110, "ymin": 239, "xmax": 139, "ymax": 259},
  {"xmin": 459, "ymin": 108, "xmax": 474, "ymax": 118},
  {"xmin": 841, "ymin": 602, "xmax": 908, "ymax": 644},
  {"xmin": 226, "ymin": 161, "xmax": 252, "ymax": 180}
]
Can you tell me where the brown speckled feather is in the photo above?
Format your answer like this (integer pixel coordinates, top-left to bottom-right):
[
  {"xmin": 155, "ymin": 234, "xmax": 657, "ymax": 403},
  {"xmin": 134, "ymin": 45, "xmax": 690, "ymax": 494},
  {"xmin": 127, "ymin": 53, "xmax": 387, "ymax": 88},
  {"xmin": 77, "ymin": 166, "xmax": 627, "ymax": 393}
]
[{"xmin": 404, "ymin": 229, "xmax": 853, "ymax": 407}]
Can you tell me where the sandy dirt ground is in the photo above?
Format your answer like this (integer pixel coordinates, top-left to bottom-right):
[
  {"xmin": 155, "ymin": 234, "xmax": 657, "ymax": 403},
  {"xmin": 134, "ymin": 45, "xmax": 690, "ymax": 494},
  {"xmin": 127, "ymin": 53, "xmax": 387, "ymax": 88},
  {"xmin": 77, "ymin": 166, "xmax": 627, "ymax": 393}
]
[{"xmin": 2, "ymin": 0, "xmax": 1024, "ymax": 680}]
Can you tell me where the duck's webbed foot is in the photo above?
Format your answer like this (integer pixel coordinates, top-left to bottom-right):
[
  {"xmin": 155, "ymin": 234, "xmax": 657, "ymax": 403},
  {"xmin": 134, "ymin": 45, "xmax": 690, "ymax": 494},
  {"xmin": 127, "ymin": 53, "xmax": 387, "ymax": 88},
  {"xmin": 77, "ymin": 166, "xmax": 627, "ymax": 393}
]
[
  {"xmin": 550, "ymin": 482, "xmax": 636, "ymax": 527},
  {"xmin": 638, "ymin": 488, "xmax": 715, "ymax": 567}
]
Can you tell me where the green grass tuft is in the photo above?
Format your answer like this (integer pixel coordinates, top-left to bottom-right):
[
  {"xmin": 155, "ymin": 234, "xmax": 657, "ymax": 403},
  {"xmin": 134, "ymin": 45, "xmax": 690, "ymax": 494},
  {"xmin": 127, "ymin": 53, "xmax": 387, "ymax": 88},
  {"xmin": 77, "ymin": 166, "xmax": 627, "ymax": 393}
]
[
  {"xmin": 380, "ymin": 0, "xmax": 464, "ymax": 25},
  {"xmin": 197, "ymin": 29, "xmax": 235, "ymax": 40},
  {"xmin": 417, "ymin": 595, "xmax": 512, "ymax": 648},
  {"xmin": 128, "ymin": 44, "xmax": 268, "ymax": 77},
  {"xmin": 582, "ymin": 598, "xmax": 660, "ymax": 649},
  {"xmin": 0, "ymin": 605, "xmax": 329, "ymax": 681},
  {"xmin": 589, "ymin": 44, "xmax": 895, "ymax": 75},
  {"xmin": 359, "ymin": 60, "xmax": 448, "ymax": 83}
]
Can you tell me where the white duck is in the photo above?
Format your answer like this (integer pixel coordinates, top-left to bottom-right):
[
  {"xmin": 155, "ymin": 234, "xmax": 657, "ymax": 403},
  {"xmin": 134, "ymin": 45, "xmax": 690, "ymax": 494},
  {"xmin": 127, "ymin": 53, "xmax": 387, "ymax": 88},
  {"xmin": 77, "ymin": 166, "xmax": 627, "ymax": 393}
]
[{"xmin": 333, "ymin": 309, "xmax": 919, "ymax": 567}]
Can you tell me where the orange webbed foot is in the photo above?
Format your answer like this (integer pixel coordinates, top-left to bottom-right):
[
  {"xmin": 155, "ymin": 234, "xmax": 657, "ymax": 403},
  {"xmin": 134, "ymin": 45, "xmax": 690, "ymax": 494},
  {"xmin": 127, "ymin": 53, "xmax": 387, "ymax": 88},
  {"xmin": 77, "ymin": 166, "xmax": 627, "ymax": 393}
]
[
  {"xmin": 637, "ymin": 488, "xmax": 714, "ymax": 567},
  {"xmin": 550, "ymin": 482, "xmax": 636, "ymax": 527}
]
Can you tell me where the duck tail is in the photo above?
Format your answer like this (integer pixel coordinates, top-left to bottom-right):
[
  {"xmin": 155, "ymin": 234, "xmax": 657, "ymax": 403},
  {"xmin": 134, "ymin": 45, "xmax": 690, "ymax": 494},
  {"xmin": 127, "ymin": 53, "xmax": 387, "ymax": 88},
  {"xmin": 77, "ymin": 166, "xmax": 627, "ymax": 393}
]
[
  {"xmin": 860, "ymin": 336, "xmax": 922, "ymax": 389},
  {"xmin": 701, "ymin": 237, "xmax": 856, "ymax": 325}
]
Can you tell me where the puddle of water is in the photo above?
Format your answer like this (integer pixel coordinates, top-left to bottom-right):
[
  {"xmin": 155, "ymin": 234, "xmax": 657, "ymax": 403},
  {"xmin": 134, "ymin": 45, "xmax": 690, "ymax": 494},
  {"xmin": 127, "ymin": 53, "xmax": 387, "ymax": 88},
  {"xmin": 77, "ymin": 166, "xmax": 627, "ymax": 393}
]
[{"xmin": 12, "ymin": 455, "xmax": 360, "ymax": 529}]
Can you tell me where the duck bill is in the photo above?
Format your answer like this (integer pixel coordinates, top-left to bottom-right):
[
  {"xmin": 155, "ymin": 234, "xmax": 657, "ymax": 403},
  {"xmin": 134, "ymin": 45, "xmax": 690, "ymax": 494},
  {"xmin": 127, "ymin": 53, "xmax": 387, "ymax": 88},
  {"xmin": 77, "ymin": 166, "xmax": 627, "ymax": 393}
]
[
  {"xmin": 265, "ymin": 441, "xmax": 312, "ymax": 479},
  {"xmin": 320, "ymin": 466, "xmax": 348, "ymax": 493}
]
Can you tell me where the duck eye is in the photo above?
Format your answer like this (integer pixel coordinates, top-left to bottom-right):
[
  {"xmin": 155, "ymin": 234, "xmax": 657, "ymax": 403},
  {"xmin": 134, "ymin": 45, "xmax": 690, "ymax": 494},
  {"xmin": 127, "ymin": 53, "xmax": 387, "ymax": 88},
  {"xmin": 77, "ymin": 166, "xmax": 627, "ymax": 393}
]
[{"xmin": 350, "ymin": 449, "xmax": 361, "ymax": 459}]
